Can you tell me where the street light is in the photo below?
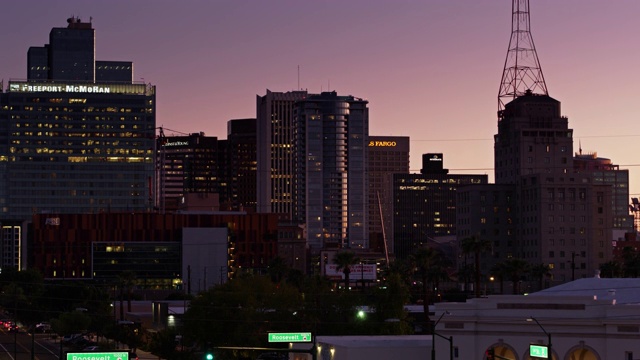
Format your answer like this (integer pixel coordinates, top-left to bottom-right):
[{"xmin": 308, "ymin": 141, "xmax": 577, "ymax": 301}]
[
  {"xmin": 527, "ymin": 316, "xmax": 552, "ymax": 359},
  {"xmin": 431, "ymin": 311, "xmax": 453, "ymax": 360}
]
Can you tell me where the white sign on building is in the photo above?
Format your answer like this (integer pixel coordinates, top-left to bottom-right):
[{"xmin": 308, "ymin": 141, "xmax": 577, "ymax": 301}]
[{"xmin": 325, "ymin": 264, "xmax": 377, "ymax": 281}]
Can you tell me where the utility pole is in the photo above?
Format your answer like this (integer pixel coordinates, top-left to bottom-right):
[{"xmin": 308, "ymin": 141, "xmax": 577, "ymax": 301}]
[{"xmin": 571, "ymin": 252, "xmax": 579, "ymax": 281}]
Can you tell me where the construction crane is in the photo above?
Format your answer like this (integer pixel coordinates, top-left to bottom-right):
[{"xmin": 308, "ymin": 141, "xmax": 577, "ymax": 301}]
[{"xmin": 377, "ymin": 191, "xmax": 390, "ymax": 266}]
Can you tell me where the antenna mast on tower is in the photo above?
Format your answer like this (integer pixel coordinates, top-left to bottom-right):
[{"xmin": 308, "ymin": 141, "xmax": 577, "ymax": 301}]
[{"xmin": 498, "ymin": 0, "xmax": 548, "ymax": 114}]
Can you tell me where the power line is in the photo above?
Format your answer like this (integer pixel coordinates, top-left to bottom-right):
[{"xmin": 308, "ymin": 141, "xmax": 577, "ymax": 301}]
[{"xmin": 409, "ymin": 134, "xmax": 640, "ymax": 142}]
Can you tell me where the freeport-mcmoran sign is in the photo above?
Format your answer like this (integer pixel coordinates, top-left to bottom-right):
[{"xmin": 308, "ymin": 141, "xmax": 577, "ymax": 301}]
[
  {"xmin": 8, "ymin": 81, "xmax": 149, "ymax": 95},
  {"xmin": 14, "ymin": 84, "xmax": 112, "ymax": 93}
]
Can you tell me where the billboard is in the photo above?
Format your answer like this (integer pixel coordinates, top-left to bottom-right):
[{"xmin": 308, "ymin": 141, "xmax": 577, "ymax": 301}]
[{"xmin": 325, "ymin": 264, "xmax": 377, "ymax": 281}]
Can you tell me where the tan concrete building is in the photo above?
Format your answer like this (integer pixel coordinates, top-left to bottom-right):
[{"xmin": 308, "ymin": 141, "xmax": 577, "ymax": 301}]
[{"xmin": 434, "ymin": 276, "xmax": 640, "ymax": 360}]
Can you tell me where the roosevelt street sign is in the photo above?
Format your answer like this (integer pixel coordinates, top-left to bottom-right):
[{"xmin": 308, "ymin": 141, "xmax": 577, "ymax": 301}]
[{"xmin": 268, "ymin": 332, "xmax": 312, "ymax": 343}]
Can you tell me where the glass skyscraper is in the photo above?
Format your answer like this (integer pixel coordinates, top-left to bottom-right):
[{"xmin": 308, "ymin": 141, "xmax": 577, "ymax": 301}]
[{"xmin": 293, "ymin": 91, "xmax": 369, "ymax": 251}]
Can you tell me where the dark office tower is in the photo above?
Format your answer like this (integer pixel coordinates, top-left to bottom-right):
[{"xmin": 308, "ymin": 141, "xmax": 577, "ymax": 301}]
[
  {"xmin": 27, "ymin": 46, "xmax": 49, "ymax": 80},
  {"xmin": 0, "ymin": 19, "xmax": 156, "ymax": 228},
  {"xmin": 256, "ymin": 90, "xmax": 308, "ymax": 217},
  {"xmin": 27, "ymin": 17, "xmax": 133, "ymax": 83},
  {"xmin": 392, "ymin": 155, "xmax": 487, "ymax": 260},
  {"xmin": 226, "ymin": 118, "xmax": 257, "ymax": 212},
  {"xmin": 293, "ymin": 91, "xmax": 369, "ymax": 251},
  {"xmin": 95, "ymin": 61, "xmax": 134, "ymax": 83},
  {"xmin": 421, "ymin": 153, "xmax": 448, "ymax": 175},
  {"xmin": 156, "ymin": 133, "xmax": 220, "ymax": 212},
  {"xmin": 367, "ymin": 136, "xmax": 409, "ymax": 257},
  {"xmin": 29, "ymin": 17, "xmax": 96, "ymax": 81}
]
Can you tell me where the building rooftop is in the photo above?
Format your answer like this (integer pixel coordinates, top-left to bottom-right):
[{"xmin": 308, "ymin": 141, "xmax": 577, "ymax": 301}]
[
  {"xmin": 316, "ymin": 335, "xmax": 429, "ymax": 348},
  {"xmin": 529, "ymin": 274, "xmax": 640, "ymax": 305}
]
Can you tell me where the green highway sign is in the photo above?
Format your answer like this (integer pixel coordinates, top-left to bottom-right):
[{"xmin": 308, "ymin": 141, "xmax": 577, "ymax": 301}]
[
  {"xmin": 268, "ymin": 332, "xmax": 312, "ymax": 343},
  {"xmin": 67, "ymin": 352, "xmax": 130, "ymax": 360},
  {"xmin": 529, "ymin": 344, "xmax": 549, "ymax": 358}
]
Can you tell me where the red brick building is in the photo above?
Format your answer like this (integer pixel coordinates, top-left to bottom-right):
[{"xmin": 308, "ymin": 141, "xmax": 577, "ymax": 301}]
[{"xmin": 29, "ymin": 212, "xmax": 282, "ymax": 289}]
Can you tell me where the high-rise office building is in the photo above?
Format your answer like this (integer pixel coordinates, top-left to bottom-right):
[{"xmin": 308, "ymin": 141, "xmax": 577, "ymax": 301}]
[
  {"xmin": 0, "ymin": 18, "xmax": 155, "ymax": 268},
  {"xmin": 256, "ymin": 90, "xmax": 308, "ymax": 217},
  {"xmin": 392, "ymin": 154, "xmax": 487, "ymax": 260},
  {"xmin": 367, "ymin": 136, "xmax": 410, "ymax": 256},
  {"xmin": 458, "ymin": 92, "xmax": 617, "ymax": 285},
  {"xmin": 574, "ymin": 151, "xmax": 633, "ymax": 230},
  {"xmin": 156, "ymin": 132, "xmax": 221, "ymax": 212},
  {"xmin": 155, "ymin": 121, "xmax": 257, "ymax": 213},
  {"xmin": 27, "ymin": 17, "xmax": 133, "ymax": 83},
  {"xmin": 293, "ymin": 91, "xmax": 369, "ymax": 251},
  {"xmin": 226, "ymin": 118, "xmax": 257, "ymax": 212},
  {"xmin": 455, "ymin": 0, "xmax": 627, "ymax": 288}
]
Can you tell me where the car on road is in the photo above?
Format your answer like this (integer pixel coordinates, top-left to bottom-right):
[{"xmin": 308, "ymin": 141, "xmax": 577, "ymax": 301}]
[
  {"xmin": 71, "ymin": 336, "xmax": 95, "ymax": 350},
  {"xmin": 83, "ymin": 346, "xmax": 101, "ymax": 351},
  {"xmin": 2, "ymin": 320, "xmax": 15, "ymax": 330},
  {"xmin": 35, "ymin": 322, "xmax": 51, "ymax": 332},
  {"xmin": 62, "ymin": 333, "xmax": 84, "ymax": 345}
]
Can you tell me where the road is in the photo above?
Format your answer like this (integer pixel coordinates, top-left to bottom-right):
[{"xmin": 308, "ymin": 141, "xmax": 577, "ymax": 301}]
[{"xmin": 0, "ymin": 329, "xmax": 61, "ymax": 360}]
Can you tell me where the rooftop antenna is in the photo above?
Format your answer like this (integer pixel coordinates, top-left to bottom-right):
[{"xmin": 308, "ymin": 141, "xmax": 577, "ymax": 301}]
[
  {"xmin": 498, "ymin": 0, "xmax": 548, "ymax": 114},
  {"xmin": 579, "ymin": 140, "xmax": 582, "ymax": 155},
  {"xmin": 297, "ymin": 65, "xmax": 300, "ymax": 90}
]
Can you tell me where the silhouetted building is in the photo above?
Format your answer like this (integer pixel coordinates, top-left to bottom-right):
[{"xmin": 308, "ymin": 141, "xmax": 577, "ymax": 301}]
[
  {"xmin": 392, "ymin": 154, "xmax": 487, "ymax": 260},
  {"xmin": 458, "ymin": 0, "xmax": 631, "ymax": 289},
  {"xmin": 27, "ymin": 17, "xmax": 132, "ymax": 82},
  {"xmin": 458, "ymin": 92, "xmax": 617, "ymax": 285},
  {"xmin": 225, "ymin": 118, "xmax": 257, "ymax": 212},
  {"xmin": 421, "ymin": 153, "xmax": 448, "ymax": 175}
]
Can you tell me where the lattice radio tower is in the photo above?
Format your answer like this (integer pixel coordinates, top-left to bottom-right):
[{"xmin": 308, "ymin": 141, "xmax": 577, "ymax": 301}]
[{"xmin": 498, "ymin": 0, "xmax": 548, "ymax": 114}]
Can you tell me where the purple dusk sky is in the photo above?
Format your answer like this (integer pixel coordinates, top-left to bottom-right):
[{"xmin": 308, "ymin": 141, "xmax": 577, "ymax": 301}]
[{"xmin": 1, "ymin": 0, "xmax": 640, "ymax": 197}]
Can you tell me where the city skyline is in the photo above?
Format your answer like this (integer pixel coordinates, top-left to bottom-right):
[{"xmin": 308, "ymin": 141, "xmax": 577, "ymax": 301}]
[{"xmin": 2, "ymin": 0, "xmax": 639, "ymax": 197}]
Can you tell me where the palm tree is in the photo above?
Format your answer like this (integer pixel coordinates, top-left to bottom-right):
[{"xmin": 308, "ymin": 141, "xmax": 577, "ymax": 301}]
[
  {"xmin": 621, "ymin": 246, "xmax": 640, "ymax": 277},
  {"xmin": 503, "ymin": 259, "xmax": 530, "ymax": 294},
  {"xmin": 118, "ymin": 270, "xmax": 136, "ymax": 315},
  {"xmin": 267, "ymin": 256, "xmax": 289, "ymax": 284},
  {"xmin": 334, "ymin": 251, "xmax": 359, "ymax": 290},
  {"xmin": 461, "ymin": 235, "xmax": 492, "ymax": 297},
  {"xmin": 599, "ymin": 260, "xmax": 622, "ymax": 278},
  {"xmin": 409, "ymin": 246, "xmax": 439, "ymax": 325},
  {"xmin": 427, "ymin": 255, "xmax": 452, "ymax": 303},
  {"xmin": 529, "ymin": 263, "xmax": 551, "ymax": 291},
  {"xmin": 457, "ymin": 264, "xmax": 475, "ymax": 293},
  {"xmin": 385, "ymin": 258, "xmax": 414, "ymax": 286}
]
